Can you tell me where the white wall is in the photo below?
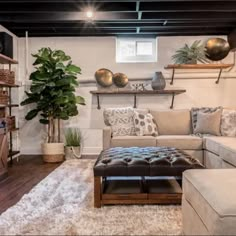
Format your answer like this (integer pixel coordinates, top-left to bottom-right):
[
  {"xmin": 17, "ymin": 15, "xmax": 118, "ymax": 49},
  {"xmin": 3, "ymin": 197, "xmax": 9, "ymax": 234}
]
[{"xmin": 13, "ymin": 35, "xmax": 236, "ymax": 155}]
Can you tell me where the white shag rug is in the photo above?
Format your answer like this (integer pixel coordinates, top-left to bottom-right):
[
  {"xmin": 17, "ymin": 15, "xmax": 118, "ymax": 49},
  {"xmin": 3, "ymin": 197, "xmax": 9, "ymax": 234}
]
[{"xmin": 0, "ymin": 160, "xmax": 182, "ymax": 235}]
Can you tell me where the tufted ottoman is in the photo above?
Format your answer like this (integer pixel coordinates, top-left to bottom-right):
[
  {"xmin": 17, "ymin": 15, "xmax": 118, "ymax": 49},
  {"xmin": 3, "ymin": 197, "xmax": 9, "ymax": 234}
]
[{"xmin": 93, "ymin": 147, "xmax": 204, "ymax": 207}]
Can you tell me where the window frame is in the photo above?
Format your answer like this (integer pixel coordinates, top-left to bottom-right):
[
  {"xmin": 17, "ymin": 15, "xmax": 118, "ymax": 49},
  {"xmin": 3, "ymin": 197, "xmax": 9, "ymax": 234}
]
[{"xmin": 116, "ymin": 37, "xmax": 158, "ymax": 63}]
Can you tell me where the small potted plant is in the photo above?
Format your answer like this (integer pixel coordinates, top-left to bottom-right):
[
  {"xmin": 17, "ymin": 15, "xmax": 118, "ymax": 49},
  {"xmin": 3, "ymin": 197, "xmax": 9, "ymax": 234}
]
[
  {"xmin": 64, "ymin": 127, "xmax": 82, "ymax": 159},
  {"xmin": 21, "ymin": 48, "xmax": 85, "ymax": 163},
  {"xmin": 172, "ymin": 40, "xmax": 209, "ymax": 64}
]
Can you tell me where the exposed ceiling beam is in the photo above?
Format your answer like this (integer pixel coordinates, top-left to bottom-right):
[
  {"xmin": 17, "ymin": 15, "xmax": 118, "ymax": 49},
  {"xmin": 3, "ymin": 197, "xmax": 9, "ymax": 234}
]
[
  {"xmin": 13, "ymin": 28, "xmax": 229, "ymax": 34},
  {"xmin": 6, "ymin": 25, "xmax": 234, "ymax": 30},
  {"xmin": 15, "ymin": 31, "xmax": 228, "ymax": 38},
  {"xmin": 140, "ymin": 2, "xmax": 236, "ymax": 12},
  {"xmin": 0, "ymin": 12, "xmax": 138, "ymax": 22},
  {"xmin": 0, "ymin": 2, "xmax": 136, "ymax": 13},
  {"xmin": 0, "ymin": 0, "xmax": 234, "ymax": 37},
  {"xmin": 1, "ymin": 12, "xmax": 235, "ymax": 23},
  {"xmin": 142, "ymin": 12, "xmax": 236, "ymax": 20},
  {"xmin": 1, "ymin": 0, "xmax": 235, "ymax": 2},
  {"xmin": 1, "ymin": 1, "xmax": 236, "ymax": 13},
  {"xmin": 4, "ymin": 21, "xmax": 236, "ymax": 28}
]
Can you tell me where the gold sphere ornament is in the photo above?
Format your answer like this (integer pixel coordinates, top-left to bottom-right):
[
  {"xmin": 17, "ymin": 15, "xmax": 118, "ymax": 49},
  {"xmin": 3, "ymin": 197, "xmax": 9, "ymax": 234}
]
[
  {"xmin": 95, "ymin": 68, "xmax": 113, "ymax": 87},
  {"xmin": 113, "ymin": 73, "xmax": 128, "ymax": 88},
  {"xmin": 205, "ymin": 38, "xmax": 230, "ymax": 61}
]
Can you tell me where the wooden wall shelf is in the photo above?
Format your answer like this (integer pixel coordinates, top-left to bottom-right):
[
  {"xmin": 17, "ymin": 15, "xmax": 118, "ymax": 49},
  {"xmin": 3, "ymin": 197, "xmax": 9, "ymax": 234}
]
[
  {"xmin": 0, "ymin": 81, "xmax": 19, "ymax": 88},
  {"xmin": 90, "ymin": 89, "xmax": 186, "ymax": 109},
  {"xmin": 165, "ymin": 63, "xmax": 234, "ymax": 84},
  {"xmin": 0, "ymin": 104, "xmax": 19, "ymax": 108},
  {"xmin": 0, "ymin": 53, "xmax": 18, "ymax": 65},
  {"xmin": 8, "ymin": 150, "xmax": 20, "ymax": 158},
  {"xmin": 0, "ymin": 53, "xmax": 20, "ymax": 167}
]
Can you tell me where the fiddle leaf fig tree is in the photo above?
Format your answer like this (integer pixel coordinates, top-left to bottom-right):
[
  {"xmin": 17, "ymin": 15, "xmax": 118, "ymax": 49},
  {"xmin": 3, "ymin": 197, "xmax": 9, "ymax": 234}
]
[{"xmin": 21, "ymin": 47, "xmax": 85, "ymax": 143}]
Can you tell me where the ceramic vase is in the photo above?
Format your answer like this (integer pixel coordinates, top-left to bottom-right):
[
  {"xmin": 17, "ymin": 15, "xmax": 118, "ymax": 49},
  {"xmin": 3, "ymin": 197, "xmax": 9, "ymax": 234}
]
[{"xmin": 151, "ymin": 72, "xmax": 166, "ymax": 90}]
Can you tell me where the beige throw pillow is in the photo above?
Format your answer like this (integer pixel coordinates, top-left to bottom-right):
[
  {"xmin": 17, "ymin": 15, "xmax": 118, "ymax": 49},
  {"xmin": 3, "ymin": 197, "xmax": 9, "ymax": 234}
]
[
  {"xmin": 133, "ymin": 111, "xmax": 158, "ymax": 136},
  {"xmin": 194, "ymin": 109, "xmax": 222, "ymax": 136}
]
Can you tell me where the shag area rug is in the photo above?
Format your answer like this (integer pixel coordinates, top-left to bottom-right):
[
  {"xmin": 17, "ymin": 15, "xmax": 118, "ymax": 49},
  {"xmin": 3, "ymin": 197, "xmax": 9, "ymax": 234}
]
[{"xmin": 0, "ymin": 160, "xmax": 182, "ymax": 235}]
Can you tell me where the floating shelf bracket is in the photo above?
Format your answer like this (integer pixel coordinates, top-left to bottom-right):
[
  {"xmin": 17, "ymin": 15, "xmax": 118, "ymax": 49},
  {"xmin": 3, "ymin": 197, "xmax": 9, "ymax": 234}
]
[
  {"xmin": 170, "ymin": 93, "xmax": 175, "ymax": 109},
  {"xmin": 170, "ymin": 68, "xmax": 175, "ymax": 85},
  {"xmin": 215, "ymin": 68, "xmax": 223, "ymax": 84}
]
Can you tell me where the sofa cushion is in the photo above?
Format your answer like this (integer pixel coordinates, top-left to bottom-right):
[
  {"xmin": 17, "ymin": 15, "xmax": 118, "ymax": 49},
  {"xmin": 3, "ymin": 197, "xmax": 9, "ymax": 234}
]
[
  {"xmin": 150, "ymin": 109, "xmax": 191, "ymax": 135},
  {"xmin": 111, "ymin": 136, "xmax": 156, "ymax": 147},
  {"xmin": 156, "ymin": 135, "xmax": 202, "ymax": 150},
  {"xmin": 183, "ymin": 169, "xmax": 236, "ymax": 235},
  {"xmin": 204, "ymin": 136, "xmax": 236, "ymax": 155}
]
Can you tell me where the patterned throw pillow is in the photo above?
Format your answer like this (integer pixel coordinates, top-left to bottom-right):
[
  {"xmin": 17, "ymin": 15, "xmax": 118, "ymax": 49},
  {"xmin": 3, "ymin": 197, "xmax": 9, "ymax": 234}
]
[
  {"xmin": 133, "ymin": 111, "xmax": 158, "ymax": 136},
  {"xmin": 191, "ymin": 107, "xmax": 222, "ymax": 135},
  {"xmin": 221, "ymin": 109, "xmax": 236, "ymax": 137},
  {"xmin": 103, "ymin": 107, "xmax": 135, "ymax": 136}
]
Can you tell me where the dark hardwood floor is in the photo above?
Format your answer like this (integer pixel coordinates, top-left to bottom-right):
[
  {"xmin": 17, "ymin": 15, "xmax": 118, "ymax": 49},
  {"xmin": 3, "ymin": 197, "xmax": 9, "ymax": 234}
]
[{"xmin": 0, "ymin": 155, "xmax": 61, "ymax": 214}]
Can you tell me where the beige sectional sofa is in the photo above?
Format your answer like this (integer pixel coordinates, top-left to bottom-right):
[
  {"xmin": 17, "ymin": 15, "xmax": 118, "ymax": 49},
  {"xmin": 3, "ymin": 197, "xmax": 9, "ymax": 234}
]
[
  {"xmin": 103, "ymin": 109, "xmax": 236, "ymax": 168},
  {"xmin": 182, "ymin": 169, "xmax": 236, "ymax": 235},
  {"xmin": 103, "ymin": 108, "xmax": 236, "ymax": 235},
  {"xmin": 204, "ymin": 136, "xmax": 236, "ymax": 168}
]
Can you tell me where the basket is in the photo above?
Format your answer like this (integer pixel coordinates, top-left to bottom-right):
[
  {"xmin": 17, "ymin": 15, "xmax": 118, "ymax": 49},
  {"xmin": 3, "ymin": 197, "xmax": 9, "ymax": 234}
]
[
  {"xmin": 0, "ymin": 109, "xmax": 5, "ymax": 118},
  {"xmin": 6, "ymin": 71, "xmax": 15, "ymax": 84},
  {"xmin": 43, "ymin": 154, "xmax": 64, "ymax": 163},
  {"xmin": 0, "ymin": 69, "xmax": 15, "ymax": 84},
  {"xmin": 0, "ymin": 90, "xmax": 8, "ymax": 105},
  {"xmin": 41, "ymin": 143, "xmax": 65, "ymax": 163},
  {"xmin": 6, "ymin": 116, "xmax": 16, "ymax": 131}
]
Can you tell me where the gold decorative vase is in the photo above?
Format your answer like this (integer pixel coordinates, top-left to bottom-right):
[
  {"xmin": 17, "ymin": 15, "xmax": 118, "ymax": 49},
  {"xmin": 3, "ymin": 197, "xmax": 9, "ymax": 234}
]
[
  {"xmin": 113, "ymin": 73, "xmax": 128, "ymax": 88},
  {"xmin": 95, "ymin": 68, "xmax": 113, "ymax": 87}
]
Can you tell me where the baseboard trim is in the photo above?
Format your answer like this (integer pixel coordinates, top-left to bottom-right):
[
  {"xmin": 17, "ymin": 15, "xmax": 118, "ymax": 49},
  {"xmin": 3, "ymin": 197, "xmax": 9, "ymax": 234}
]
[
  {"xmin": 81, "ymin": 154, "xmax": 98, "ymax": 159},
  {"xmin": 18, "ymin": 154, "xmax": 98, "ymax": 160},
  {"xmin": 21, "ymin": 147, "xmax": 102, "ymax": 156}
]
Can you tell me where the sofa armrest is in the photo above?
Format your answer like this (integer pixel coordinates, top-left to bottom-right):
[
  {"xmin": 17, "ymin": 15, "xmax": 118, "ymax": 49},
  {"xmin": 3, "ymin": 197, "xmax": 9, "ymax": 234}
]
[{"xmin": 103, "ymin": 126, "xmax": 112, "ymax": 150}]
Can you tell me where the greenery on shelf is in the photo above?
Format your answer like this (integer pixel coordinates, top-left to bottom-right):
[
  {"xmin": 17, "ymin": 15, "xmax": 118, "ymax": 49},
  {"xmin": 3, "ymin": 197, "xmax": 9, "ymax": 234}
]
[
  {"xmin": 172, "ymin": 40, "xmax": 209, "ymax": 64},
  {"xmin": 21, "ymin": 47, "xmax": 85, "ymax": 143},
  {"xmin": 64, "ymin": 128, "xmax": 82, "ymax": 147}
]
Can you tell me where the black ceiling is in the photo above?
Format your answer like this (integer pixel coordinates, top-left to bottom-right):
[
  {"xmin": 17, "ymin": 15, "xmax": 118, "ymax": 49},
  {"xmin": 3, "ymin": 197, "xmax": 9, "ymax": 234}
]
[{"xmin": 1, "ymin": 0, "xmax": 236, "ymax": 37}]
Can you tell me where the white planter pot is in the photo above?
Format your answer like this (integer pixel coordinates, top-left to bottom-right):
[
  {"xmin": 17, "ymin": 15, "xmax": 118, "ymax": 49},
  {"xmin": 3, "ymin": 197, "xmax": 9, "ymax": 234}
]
[
  {"xmin": 41, "ymin": 143, "xmax": 65, "ymax": 163},
  {"xmin": 65, "ymin": 146, "xmax": 81, "ymax": 160}
]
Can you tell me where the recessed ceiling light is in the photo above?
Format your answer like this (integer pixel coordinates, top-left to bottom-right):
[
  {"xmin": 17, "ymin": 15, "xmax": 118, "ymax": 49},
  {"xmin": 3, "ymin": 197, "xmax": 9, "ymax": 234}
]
[{"xmin": 86, "ymin": 10, "xmax": 94, "ymax": 18}]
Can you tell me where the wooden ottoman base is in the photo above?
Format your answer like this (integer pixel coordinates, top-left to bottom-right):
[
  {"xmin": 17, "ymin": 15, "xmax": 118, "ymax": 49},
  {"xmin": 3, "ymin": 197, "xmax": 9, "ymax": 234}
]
[{"xmin": 94, "ymin": 176, "xmax": 182, "ymax": 208}]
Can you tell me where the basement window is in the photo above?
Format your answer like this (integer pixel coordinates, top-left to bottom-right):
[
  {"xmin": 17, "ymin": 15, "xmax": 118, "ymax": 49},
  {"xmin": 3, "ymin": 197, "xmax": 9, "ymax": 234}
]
[{"xmin": 116, "ymin": 37, "xmax": 157, "ymax": 63}]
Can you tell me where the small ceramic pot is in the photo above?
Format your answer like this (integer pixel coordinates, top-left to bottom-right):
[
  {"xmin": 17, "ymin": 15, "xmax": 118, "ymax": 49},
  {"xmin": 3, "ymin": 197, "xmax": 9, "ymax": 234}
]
[{"xmin": 151, "ymin": 72, "xmax": 166, "ymax": 90}]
